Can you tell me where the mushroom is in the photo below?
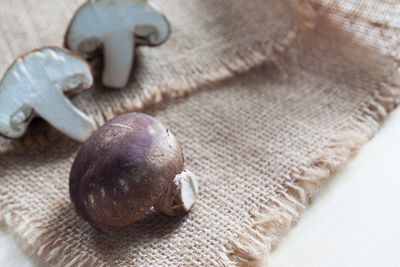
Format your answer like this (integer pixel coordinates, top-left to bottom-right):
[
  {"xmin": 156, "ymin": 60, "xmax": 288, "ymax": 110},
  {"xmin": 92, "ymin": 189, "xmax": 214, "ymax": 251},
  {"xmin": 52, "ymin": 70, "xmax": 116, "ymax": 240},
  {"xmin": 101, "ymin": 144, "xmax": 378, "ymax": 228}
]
[
  {"xmin": 69, "ymin": 112, "xmax": 198, "ymax": 229},
  {"xmin": 0, "ymin": 47, "xmax": 96, "ymax": 142},
  {"xmin": 65, "ymin": 0, "xmax": 170, "ymax": 89}
]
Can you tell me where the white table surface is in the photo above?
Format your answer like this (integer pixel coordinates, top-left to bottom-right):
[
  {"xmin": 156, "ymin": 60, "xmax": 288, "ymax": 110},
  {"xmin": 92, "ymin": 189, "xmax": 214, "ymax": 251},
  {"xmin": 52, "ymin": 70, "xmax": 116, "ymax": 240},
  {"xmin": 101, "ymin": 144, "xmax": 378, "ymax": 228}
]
[
  {"xmin": 270, "ymin": 106, "xmax": 400, "ymax": 267},
  {"xmin": 1, "ymin": 106, "xmax": 400, "ymax": 267}
]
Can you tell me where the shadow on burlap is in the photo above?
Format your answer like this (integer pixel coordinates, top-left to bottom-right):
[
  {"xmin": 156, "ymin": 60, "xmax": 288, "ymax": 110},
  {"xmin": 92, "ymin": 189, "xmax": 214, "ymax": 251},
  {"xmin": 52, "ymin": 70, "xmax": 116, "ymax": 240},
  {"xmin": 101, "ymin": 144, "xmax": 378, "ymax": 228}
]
[{"xmin": 0, "ymin": 0, "xmax": 399, "ymax": 266}]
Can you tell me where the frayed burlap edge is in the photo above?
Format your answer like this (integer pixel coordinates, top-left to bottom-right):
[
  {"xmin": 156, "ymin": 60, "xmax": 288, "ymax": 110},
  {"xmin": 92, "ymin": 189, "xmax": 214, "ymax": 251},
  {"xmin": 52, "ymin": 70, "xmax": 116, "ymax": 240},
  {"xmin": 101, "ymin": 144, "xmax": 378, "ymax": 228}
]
[
  {"xmin": 93, "ymin": 0, "xmax": 316, "ymax": 122},
  {"xmin": 0, "ymin": 1, "xmax": 320, "ymax": 266},
  {"xmin": 3, "ymin": 0, "xmax": 316, "ymax": 153},
  {"xmin": 5, "ymin": 1, "xmax": 399, "ymax": 267},
  {"xmin": 219, "ymin": 65, "xmax": 400, "ymax": 266}
]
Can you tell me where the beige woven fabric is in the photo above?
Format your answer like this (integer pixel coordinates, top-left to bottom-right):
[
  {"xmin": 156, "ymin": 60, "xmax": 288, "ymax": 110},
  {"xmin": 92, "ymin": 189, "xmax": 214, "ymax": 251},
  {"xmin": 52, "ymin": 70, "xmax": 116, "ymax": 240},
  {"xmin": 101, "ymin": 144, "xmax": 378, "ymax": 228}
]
[{"xmin": 1, "ymin": 0, "xmax": 400, "ymax": 266}]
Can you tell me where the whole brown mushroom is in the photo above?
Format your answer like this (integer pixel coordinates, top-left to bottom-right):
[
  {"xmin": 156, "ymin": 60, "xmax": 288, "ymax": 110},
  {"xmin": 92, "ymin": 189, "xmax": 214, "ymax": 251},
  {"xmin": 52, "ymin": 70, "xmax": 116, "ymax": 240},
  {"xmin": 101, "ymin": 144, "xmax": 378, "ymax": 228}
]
[{"xmin": 69, "ymin": 113, "xmax": 198, "ymax": 229}]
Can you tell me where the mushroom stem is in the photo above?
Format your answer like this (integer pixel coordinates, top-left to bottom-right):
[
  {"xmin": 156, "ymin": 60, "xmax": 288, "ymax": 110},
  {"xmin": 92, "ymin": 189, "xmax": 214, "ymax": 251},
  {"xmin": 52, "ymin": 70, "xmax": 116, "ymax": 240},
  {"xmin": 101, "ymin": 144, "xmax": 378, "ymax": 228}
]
[
  {"xmin": 102, "ymin": 30, "xmax": 135, "ymax": 88},
  {"xmin": 30, "ymin": 86, "xmax": 96, "ymax": 142},
  {"xmin": 154, "ymin": 170, "xmax": 199, "ymax": 216}
]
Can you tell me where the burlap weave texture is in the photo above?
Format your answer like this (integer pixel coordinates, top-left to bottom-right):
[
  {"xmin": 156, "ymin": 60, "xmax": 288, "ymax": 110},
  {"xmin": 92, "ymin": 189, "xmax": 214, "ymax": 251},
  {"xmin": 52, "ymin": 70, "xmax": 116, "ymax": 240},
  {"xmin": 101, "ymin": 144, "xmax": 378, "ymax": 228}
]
[{"xmin": 0, "ymin": 0, "xmax": 399, "ymax": 266}]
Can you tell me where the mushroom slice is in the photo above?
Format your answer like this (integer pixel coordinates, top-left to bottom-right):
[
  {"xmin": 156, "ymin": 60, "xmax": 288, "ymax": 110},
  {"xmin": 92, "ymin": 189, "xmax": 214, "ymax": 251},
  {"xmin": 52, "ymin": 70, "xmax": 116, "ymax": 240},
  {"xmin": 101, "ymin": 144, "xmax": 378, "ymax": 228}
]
[
  {"xmin": 65, "ymin": 0, "xmax": 170, "ymax": 89},
  {"xmin": 0, "ymin": 47, "xmax": 96, "ymax": 142}
]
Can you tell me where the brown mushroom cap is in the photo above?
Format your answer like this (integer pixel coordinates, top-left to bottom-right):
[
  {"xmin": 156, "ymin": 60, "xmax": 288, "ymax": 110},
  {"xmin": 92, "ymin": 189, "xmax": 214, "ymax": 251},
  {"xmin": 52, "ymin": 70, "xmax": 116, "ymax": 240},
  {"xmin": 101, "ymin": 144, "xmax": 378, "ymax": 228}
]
[{"xmin": 69, "ymin": 112, "xmax": 184, "ymax": 229}]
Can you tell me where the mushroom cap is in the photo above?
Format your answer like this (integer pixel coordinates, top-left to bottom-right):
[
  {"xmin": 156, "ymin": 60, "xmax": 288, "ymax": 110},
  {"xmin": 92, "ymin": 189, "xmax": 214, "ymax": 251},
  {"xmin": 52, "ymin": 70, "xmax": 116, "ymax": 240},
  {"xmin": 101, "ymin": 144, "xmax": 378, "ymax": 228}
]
[
  {"xmin": 0, "ymin": 47, "xmax": 93, "ymax": 139},
  {"xmin": 69, "ymin": 113, "xmax": 184, "ymax": 229},
  {"xmin": 65, "ymin": 0, "xmax": 170, "ymax": 56}
]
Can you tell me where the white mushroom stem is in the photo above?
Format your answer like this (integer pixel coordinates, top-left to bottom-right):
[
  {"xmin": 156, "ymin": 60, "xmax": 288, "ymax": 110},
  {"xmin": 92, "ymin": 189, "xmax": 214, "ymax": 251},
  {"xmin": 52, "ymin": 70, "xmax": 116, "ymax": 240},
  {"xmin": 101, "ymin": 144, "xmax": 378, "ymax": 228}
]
[
  {"xmin": 154, "ymin": 170, "xmax": 199, "ymax": 216},
  {"xmin": 65, "ymin": 0, "xmax": 170, "ymax": 88},
  {"xmin": 29, "ymin": 85, "xmax": 96, "ymax": 142},
  {"xmin": 102, "ymin": 31, "xmax": 135, "ymax": 88}
]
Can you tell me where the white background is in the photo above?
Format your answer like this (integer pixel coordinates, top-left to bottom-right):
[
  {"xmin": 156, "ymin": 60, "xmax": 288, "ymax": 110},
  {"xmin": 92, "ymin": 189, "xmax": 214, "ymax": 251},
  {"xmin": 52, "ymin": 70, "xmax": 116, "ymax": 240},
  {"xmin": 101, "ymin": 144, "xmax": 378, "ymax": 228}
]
[{"xmin": 270, "ymin": 106, "xmax": 400, "ymax": 267}]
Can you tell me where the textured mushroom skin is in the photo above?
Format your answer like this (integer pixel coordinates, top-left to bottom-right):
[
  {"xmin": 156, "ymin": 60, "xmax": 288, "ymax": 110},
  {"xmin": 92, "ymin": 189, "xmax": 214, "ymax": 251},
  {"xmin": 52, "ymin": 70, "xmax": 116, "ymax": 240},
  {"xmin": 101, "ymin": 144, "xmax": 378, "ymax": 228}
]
[{"xmin": 69, "ymin": 113, "xmax": 183, "ymax": 229}]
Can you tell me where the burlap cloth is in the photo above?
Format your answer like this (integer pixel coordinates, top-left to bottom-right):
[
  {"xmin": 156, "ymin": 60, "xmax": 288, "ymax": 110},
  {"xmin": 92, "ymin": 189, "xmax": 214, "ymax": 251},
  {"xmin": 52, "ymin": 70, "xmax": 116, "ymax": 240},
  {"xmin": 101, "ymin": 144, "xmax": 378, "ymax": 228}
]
[{"xmin": 0, "ymin": 0, "xmax": 399, "ymax": 266}]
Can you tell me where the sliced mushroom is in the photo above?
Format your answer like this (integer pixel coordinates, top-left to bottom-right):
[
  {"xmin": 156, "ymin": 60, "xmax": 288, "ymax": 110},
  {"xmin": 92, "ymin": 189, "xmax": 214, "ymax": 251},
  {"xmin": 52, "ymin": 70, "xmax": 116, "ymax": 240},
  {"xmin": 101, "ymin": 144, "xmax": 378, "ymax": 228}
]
[
  {"xmin": 69, "ymin": 113, "xmax": 198, "ymax": 229},
  {"xmin": 0, "ymin": 47, "xmax": 96, "ymax": 142},
  {"xmin": 65, "ymin": 0, "xmax": 170, "ymax": 89}
]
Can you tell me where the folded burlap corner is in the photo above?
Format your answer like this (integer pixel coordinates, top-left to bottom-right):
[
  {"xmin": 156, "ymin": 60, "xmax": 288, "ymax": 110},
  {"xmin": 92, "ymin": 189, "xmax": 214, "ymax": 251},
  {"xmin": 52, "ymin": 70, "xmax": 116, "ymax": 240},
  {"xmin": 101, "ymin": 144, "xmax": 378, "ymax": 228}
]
[{"xmin": 0, "ymin": 0, "xmax": 399, "ymax": 266}]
